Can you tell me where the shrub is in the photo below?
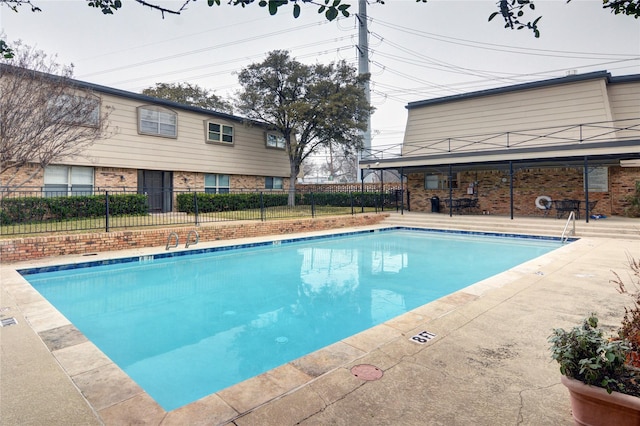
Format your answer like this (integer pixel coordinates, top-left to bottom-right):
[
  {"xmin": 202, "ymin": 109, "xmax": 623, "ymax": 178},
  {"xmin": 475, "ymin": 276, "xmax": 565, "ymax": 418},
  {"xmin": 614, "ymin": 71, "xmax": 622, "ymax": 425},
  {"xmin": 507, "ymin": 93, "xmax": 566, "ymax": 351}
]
[
  {"xmin": 612, "ymin": 255, "xmax": 640, "ymax": 368},
  {"xmin": 0, "ymin": 193, "xmax": 148, "ymax": 225},
  {"xmin": 550, "ymin": 255, "xmax": 640, "ymax": 398},
  {"xmin": 107, "ymin": 194, "xmax": 148, "ymax": 216},
  {"xmin": 177, "ymin": 192, "xmax": 299, "ymax": 213},
  {"xmin": 623, "ymin": 181, "xmax": 640, "ymax": 218},
  {"xmin": 174, "ymin": 190, "xmax": 402, "ymax": 214},
  {"xmin": 548, "ymin": 315, "xmax": 639, "ymax": 396},
  {"xmin": 0, "ymin": 196, "xmax": 48, "ymax": 223}
]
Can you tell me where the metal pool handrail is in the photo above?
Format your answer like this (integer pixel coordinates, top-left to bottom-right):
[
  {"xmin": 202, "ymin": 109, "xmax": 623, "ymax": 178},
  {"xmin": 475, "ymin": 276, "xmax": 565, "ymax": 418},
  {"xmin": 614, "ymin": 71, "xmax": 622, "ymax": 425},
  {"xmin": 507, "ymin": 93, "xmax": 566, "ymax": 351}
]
[
  {"xmin": 561, "ymin": 211, "xmax": 576, "ymax": 243},
  {"xmin": 166, "ymin": 232, "xmax": 179, "ymax": 250}
]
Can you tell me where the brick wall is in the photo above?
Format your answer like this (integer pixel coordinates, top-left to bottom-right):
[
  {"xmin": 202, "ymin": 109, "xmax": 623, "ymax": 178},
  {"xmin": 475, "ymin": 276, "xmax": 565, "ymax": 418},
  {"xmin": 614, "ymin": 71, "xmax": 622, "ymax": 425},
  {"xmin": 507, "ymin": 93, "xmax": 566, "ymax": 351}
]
[
  {"xmin": 95, "ymin": 167, "xmax": 137, "ymax": 189},
  {"xmin": 0, "ymin": 214, "xmax": 386, "ymax": 263},
  {"xmin": 1, "ymin": 164, "xmax": 291, "ymax": 193},
  {"xmin": 610, "ymin": 167, "xmax": 640, "ymax": 215},
  {"xmin": 170, "ymin": 173, "xmax": 292, "ymax": 192},
  {"xmin": 408, "ymin": 166, "xmax": 640, "ymax": 217},
  {"xmin": 0, "ymin": 164, "xmax": 44, "ymax": 189}
]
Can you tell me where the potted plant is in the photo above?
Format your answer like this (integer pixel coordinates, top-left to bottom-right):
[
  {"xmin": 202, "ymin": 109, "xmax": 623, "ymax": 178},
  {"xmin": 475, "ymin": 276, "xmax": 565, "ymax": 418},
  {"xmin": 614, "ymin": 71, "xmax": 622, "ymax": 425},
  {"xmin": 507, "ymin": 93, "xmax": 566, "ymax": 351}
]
[{"xmin": 549, "ymin": 256, "xmax": 640, "ymax": 426}]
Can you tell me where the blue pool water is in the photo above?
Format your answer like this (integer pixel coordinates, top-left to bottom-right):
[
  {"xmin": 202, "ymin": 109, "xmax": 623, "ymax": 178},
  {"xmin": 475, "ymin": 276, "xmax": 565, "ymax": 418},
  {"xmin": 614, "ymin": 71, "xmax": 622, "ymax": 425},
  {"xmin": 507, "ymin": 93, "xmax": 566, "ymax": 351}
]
[{"xmin": 22, "ymin": 228, "xmax": 562, "ymax": 411}]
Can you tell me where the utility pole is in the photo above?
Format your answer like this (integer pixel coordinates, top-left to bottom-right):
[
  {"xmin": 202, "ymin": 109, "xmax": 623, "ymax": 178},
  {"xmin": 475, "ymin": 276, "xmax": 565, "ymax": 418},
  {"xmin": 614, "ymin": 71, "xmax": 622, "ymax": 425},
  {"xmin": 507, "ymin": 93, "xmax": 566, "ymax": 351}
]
[{"xmin": 357, "ymin": 0, "xmax": 371, "ymax": 180}]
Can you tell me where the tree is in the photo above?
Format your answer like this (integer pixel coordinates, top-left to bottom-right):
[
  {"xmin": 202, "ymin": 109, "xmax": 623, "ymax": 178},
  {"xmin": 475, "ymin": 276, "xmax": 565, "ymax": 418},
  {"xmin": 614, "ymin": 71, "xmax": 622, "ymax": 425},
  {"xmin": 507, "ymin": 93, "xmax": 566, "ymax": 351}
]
[
  {"xmin": 2, "ymin": 0, "xmax": 638, "ymax": 51},
  {"xmin": 0, "ymin": 41, "xmax": 112, "ymax": 190},
  {"xmin": 318, "ymin": 143, "xmax": 359, "ymax": 183},
  {"xmin": 81, "ymin": 0, "xmax": 640, "ymax": 25},
  {"xmin": 235, "ymin": 50, "xmax": 372, "ymax": 205},
  {"xmin": 142, "ymin": 82, "xmax": 233, "ymax": 114}
]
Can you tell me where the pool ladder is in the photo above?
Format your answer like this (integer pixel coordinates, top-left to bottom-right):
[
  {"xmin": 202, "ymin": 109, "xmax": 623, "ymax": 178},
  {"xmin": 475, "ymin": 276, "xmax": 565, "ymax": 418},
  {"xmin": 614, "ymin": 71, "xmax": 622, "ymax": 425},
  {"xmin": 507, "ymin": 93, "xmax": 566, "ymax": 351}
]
[
  {"xmin": 165, "ymin": 230, "xmax": 200, "ymax": 250},
  {"xmin": 185, "ymin": 230, "xmax": 199, "ymax": 248}
]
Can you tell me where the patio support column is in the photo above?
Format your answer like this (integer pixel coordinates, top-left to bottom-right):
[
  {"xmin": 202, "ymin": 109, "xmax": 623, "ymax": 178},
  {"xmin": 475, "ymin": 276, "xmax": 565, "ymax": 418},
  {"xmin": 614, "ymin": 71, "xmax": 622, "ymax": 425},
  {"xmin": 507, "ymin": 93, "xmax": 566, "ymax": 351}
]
[
  {"xmin": 448, "ymin": 163, "xmax": 453, "ymax": 217},
  {"xmin": 584, "ymin": 156, "xmax": 590, "ymax": 223},
  {"xmin": 361, "ymin": 169, "xmax": 365, "ymax": 213},
  {"xmin": 509, "ymin": 161, "xmax": 514, "ymax": 220},
  {"xmin": 380, "ymin": 168, "xmax": 384, "ymax": 212},
  {"xmin": 400, "ymin": 167, "xmax": 404, "ymax": 215}
]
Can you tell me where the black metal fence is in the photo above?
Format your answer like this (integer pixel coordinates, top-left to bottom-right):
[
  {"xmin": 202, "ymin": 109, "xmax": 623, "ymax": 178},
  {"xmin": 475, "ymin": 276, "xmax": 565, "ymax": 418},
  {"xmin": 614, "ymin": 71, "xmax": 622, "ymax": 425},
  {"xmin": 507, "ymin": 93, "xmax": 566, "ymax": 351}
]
[{"xmin": 0, "ymin": 187, "xmax": 407, "ymax": 236}]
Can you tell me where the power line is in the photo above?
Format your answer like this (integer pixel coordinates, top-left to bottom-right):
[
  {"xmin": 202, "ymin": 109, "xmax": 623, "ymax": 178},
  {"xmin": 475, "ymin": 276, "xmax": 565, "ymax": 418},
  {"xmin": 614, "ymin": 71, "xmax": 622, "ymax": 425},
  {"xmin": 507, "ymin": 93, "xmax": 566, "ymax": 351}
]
[
  {"xmin": 370, "ymin": 17, "xmax": 640, "ymax": 60},
  {"xmin": 79, "ymin": 19, "xmax": 340, "ymax": 79}
]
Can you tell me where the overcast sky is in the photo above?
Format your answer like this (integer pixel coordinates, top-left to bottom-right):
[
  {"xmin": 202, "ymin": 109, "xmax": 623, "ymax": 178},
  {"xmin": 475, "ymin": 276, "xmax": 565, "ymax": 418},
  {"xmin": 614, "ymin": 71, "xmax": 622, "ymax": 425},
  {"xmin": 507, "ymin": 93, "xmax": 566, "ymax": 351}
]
[{"xmin": 2, "ymin": 0, "xmax": 639, "ymax": 156}]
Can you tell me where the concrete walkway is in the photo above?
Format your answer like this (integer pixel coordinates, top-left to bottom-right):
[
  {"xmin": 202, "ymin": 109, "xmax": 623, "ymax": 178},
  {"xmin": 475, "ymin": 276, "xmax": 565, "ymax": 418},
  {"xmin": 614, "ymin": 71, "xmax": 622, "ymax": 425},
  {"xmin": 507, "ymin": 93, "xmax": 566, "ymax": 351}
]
[{"xmin": 1, "ymin": 216, "xmax": 639, "ymax": 425}]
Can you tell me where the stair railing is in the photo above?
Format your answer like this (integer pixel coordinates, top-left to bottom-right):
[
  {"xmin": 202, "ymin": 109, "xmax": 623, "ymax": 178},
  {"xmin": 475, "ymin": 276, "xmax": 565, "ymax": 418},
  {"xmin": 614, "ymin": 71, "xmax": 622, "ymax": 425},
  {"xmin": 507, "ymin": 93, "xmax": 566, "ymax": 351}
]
[{"xmin": 561, "ymin": 211, "xmax": 576, "ymax": 243}]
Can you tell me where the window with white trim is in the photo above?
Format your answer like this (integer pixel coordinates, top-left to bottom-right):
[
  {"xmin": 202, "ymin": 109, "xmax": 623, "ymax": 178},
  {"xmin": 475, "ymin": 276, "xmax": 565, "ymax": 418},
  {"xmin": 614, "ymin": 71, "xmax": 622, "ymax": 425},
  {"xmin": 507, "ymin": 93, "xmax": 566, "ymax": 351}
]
[
  {"xmin": 207, "ymin": 122, "xmax": 234, "ymax": 144},
  {"xmin": 266, "ymin": 133, "xmax": 285, "ymax": 149},
  {"xmin": 204, "ymin": 174, "xmax": 230, "ymax": 194},
  {"xmin": 44, "ymin": 165, "xmax": 94, "ymax": 196},
  {"xmin": 265, "ymin": 177, "xmax": 283, "ymax": 190},
  {"xmin": 49, "ymin": 94, "xmax": 100, "ymax": 126},
  {"xmin": 138, "ymin": 106, "xmax": 177, "ymax": 138}
]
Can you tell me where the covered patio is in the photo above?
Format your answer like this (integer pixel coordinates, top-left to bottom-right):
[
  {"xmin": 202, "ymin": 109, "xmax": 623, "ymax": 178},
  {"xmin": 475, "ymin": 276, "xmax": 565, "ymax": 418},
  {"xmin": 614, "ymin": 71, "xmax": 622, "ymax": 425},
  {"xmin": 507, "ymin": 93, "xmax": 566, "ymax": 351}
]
[{"xmin": 361, "ymin": 71, "xmax": 640, "ymax": 222}]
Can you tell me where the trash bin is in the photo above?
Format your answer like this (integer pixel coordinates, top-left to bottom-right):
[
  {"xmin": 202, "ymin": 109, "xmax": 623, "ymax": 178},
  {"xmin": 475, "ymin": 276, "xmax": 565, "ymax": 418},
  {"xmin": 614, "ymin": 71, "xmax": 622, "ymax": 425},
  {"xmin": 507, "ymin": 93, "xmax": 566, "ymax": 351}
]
[{"xmin": 430, "ymin": 196, "xmax": 440, "ymax": 213}]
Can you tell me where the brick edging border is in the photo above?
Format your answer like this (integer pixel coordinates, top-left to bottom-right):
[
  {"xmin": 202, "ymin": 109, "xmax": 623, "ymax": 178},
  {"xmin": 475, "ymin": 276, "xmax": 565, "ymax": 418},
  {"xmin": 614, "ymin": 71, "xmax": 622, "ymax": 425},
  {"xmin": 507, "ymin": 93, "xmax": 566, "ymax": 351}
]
[{"xmin": 0, "ymin": 214, "xmax": 388, "ymax": 263}]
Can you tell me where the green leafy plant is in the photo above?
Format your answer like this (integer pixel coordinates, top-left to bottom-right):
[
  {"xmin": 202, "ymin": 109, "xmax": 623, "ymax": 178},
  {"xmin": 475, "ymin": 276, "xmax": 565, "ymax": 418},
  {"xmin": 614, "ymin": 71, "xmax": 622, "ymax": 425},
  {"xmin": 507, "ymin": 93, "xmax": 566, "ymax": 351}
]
[
  {"xmin": 613, "ymin": 254, "xmax": 640, "ymax": 368},
  {"xmin": 623, "ymin": 181, "xmax": 640, "ymax": 218},
  {"xmin": 549, "ymin": 314, "xmax": 640, "ymax": 396},
  {"xmin": 0, "ymin": 193, "xmax": 147, "ymax": 225}
]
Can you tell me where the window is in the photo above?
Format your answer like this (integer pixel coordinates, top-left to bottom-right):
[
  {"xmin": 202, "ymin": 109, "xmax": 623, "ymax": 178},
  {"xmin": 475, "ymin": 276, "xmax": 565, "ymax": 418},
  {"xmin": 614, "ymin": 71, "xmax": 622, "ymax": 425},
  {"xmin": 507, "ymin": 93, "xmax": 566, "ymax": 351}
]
[
  {"xmin": 266, "ymin": 133, "xmax": 285, "ymax": 149},
  {"xmin": 49, "ymin": 94, "xmax": 100, "ymax": 126},
  {"xmin": 207, "ymin": 122, "xmax": 234, "ymax": 144},
  {"xmin": 44, "ymin": 165, "xmax": 94, "ymax": 196},
  {"xmin": 265, "ymin": 177, "xmax": 284, "ymax": 190},
  {"xmin": 138, "ymin": 106, "xmax": 177, "ymax": 137},
  {"xmin": 204, "ymin": 174, "xmax": 230, "ymax": 194},
  {"xmin": 424, "ymin": 173, "xmax": 457, "ymax": 190}
]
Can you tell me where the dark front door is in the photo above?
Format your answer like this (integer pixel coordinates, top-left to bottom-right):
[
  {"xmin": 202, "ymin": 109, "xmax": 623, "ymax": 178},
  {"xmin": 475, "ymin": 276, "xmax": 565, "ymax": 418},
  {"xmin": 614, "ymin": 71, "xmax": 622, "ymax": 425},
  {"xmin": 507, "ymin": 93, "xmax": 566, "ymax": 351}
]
[{"xmin": 139, "ymin": 170, "xmax": 172, "ymax": 212}]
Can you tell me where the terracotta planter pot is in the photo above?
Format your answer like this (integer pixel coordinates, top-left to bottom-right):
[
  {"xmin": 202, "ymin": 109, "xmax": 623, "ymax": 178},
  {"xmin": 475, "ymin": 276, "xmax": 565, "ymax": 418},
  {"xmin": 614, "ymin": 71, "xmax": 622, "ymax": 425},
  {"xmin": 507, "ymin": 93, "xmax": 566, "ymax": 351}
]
[{"xmin": 561, "ymin": 375, "xmax": 640, "ymax": 426}]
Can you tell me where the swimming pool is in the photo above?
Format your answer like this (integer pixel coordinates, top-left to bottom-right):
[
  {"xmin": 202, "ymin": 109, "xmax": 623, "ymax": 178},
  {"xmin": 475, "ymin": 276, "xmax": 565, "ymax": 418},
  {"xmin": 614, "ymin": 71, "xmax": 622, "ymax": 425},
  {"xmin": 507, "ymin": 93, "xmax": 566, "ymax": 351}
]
[{"xmin": 21, "ymin": 228, "xmax": 563, "ymax": 411}]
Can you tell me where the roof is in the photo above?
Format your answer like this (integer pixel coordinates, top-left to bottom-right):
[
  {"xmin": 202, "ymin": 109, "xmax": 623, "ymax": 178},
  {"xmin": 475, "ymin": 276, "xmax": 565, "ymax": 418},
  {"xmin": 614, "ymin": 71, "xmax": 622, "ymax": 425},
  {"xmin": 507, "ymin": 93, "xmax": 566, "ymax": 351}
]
[
  {"xmin": 0, "ymin": 64, "xmax": 256, "ymax": 126},
  {"xmin": 406, "ymin": 71, "xmax": 640, "ymax": 110},
  {"xmin": 71, "ymin": 79, "xmax": 252, "ymax": 124}
]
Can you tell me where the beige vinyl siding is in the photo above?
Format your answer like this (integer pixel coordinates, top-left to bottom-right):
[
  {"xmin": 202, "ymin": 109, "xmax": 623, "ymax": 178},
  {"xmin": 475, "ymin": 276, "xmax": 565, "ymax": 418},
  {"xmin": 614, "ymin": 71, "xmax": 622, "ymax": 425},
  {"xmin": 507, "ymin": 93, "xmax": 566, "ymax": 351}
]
[
  {"xmin": 608, "ymin": 81, "xmax": 640, "ymax": 121},
  {"xmin": 403, "ymin": 79, "xmax": 615, "ymax": 157},
  {"xmin": 72, "ymin": 94, "xmax": 290, "ymax": 177},
  {"xmin": 607, "ymin": 81, "xmax": 640, "ymax": 143}
]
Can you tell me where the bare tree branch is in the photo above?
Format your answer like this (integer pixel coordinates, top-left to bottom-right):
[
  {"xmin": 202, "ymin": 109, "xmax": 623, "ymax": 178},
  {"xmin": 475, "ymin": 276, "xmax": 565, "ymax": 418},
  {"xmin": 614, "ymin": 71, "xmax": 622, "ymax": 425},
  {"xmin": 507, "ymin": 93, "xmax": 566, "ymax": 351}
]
[{"xmin": 0, "ymin": 41, "xmax": 113, "ymax": 191}]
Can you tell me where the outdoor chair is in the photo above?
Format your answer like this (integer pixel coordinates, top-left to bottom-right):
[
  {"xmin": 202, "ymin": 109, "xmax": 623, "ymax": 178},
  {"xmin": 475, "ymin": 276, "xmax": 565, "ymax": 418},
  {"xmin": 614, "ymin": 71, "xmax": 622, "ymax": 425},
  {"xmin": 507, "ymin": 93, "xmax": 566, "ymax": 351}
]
[
  {"xmin": 551, "ymin": 199, "xmax": 581, "ymax": 219},
  {"xmin": 467, "ymin": 198, "xmax": 480, "ymax": 214},
  {"xmin": 458, "ymin": 198, "xmax": 472, "ymax": 213},
  {"xmin": 444, "ymin": 198, "xmax": 462, "ymax": 214}
]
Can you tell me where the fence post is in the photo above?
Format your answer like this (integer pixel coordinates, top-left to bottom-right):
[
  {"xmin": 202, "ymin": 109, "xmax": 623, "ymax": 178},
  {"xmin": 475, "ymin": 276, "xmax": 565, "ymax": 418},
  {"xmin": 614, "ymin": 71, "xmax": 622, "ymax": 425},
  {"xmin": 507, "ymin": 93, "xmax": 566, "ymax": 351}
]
[
  {"xmin": 311, "ymin": 192, "xmax": 316, "ymax": 218},
  {"xmin": 350, "ymin": 191, "xmax": 354, "ymax": 215},
  {"xmin": 105, "ymin": 191, "xmax": 110, "ymax": 233},
  {"xmin": 260, "ymin": 192, "xmax": 265, "ymax": 221},
  {"xmin": 193, "ymin": 192, "xmax": 199, "ymax": 226}
]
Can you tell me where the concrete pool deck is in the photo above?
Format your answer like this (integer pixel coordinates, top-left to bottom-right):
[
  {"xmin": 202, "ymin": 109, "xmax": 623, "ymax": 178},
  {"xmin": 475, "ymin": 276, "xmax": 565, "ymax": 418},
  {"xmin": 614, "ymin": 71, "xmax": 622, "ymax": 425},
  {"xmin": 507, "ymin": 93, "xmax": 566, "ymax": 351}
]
[{"xmin": 1, "ymin": 216, "xmax": 639, "ymax": 425}]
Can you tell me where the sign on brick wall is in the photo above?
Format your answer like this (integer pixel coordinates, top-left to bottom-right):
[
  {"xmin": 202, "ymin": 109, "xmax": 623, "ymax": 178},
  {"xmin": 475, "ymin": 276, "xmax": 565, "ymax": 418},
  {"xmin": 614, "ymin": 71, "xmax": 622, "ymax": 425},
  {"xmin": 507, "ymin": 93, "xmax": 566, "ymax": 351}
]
[{"xmin": 588, "ymin": 167, "xmax": 608, "ymax": 192}]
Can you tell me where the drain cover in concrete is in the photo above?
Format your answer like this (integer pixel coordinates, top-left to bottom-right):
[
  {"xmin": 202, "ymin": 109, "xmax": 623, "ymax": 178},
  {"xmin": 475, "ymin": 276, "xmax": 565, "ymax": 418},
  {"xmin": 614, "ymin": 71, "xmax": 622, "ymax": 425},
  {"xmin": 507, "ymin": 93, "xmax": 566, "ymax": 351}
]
[
  {"xmin": 351, "ymin": 364, "xmax": 383, "ymax": 381},
  {"xmin": 0, "ymin": 317, "xmax": 18, "ymax": 327}
]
